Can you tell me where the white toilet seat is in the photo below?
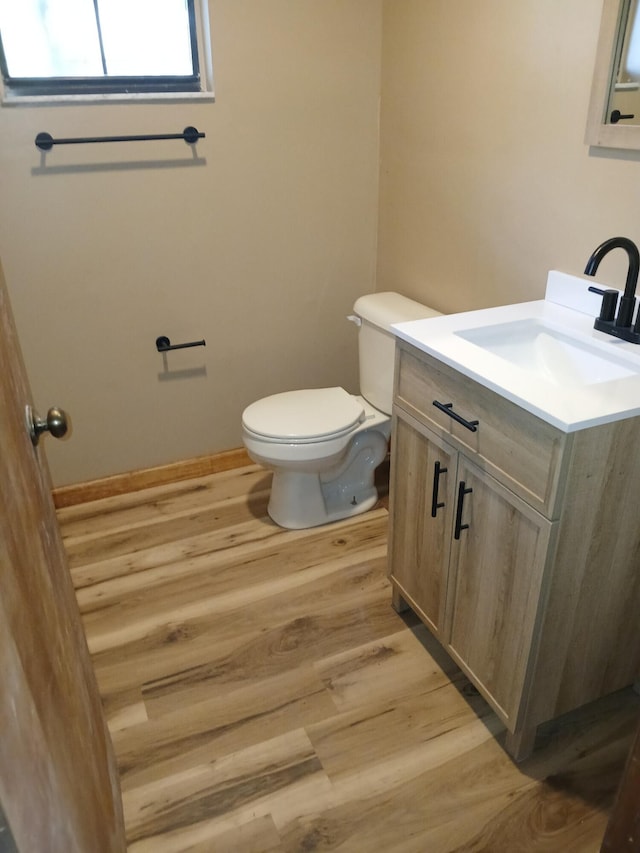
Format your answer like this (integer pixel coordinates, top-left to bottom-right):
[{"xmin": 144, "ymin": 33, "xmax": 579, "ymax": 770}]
[{"xmin": 242, "ymin": 387, "xmax": 366, "ymax": 444}]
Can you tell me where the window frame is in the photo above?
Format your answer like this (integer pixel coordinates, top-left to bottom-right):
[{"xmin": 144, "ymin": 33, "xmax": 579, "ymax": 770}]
[{"xmin": 0, "ymin": 0, "xmax": 214, "ymax": 104}]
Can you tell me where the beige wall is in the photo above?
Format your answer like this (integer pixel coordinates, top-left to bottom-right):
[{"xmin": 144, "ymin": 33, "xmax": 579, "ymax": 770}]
[
  {"xmin": 378, "ymin": 0, "xmax": 640, "ymax": 314},
  {"xmin": 4, "ymin": 0, "xmax": 640, "ymax": 488},
  {"xmin": 0, "ymin": 1, "xmax": 382, "ymax": 486}
]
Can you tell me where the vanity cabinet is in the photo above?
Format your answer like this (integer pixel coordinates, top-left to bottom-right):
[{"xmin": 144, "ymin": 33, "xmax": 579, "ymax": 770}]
[{"xmin": 388, "ymin": 339, "xmax": 640, "ymax": 760}]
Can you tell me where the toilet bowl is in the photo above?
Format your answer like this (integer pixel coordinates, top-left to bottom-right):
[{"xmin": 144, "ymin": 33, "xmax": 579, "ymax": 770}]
[
  {"xmin": 242, "ymin": 292, "xmax": 441, "ymax": 529},
  {"xmin": 243, "ymin": 388, "xmax": 391, "ymax": 529}
]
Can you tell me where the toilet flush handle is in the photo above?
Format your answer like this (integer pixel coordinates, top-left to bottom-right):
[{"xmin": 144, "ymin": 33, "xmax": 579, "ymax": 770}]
[{"xmin": 346, "ymin": 314, "xmax": 362, "ymax": 326}]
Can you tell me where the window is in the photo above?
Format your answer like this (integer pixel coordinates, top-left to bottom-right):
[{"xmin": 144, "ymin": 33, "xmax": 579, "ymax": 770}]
[
  {"xmin": 0, "ymin": 0, "xmax": 212, "ymax": 100},
  {"xmin": 622, "ymin": 0, "xmax": 640, "ymax": 82}
]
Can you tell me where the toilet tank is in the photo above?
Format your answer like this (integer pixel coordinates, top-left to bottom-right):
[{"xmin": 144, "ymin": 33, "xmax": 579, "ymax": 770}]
[{"xmin": 352, "ymin": 292, "xmax": 441, "ymax": 415}]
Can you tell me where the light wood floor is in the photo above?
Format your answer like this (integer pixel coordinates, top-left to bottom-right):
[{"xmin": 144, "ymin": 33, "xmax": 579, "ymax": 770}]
[{"xmin": 58, "ymin": 464, "xmax": 640, "ymax": 852}]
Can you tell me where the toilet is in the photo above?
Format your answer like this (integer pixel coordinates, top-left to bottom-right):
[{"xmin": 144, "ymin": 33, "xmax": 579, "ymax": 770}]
[{"xmin": 242, "ymin": 292, "xmax": 441, "ymax": 529}]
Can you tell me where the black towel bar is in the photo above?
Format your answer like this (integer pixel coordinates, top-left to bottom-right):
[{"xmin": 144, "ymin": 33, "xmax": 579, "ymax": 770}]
[{"xmin": 35, "ymin": 126, "xmax": 205, "ymax": 151}]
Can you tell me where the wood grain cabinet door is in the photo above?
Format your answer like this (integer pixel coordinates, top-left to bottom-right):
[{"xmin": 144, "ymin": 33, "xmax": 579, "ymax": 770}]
[
  {"xmin": 0, "ymin": 262, "xmax": 126, "ymax": 852},
  {"xmin": 389, "ymin": 413, "xmax": 457, "ymax": 637},
  {"xmin": 445, "ymin": 458, "xmax": 554, "ymax": 726}
]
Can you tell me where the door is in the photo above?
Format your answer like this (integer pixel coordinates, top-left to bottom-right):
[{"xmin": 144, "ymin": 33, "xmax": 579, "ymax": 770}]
[
  {"xmin": 388, "ymin": 413, "xmax": 455, "ymax": 637},
  {"xmin": 445, "ymin": 458, "xmax": 553, "ymax": 726},
  {"xmin": 601, "ymin": 709, "xmax": 640, "ymax": 851},
  {"xmin": 0, "ymin": 262, "xmax": 126, "ymax": 851}
]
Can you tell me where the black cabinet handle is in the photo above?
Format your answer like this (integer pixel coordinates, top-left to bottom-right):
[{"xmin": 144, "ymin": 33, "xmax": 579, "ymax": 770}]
[
  {"xmin": 454, "ymin": 480, "xmax": 472, "ymax": 540},
  {"xmin": 433, "ymin": 400, "xmax": 479, "ymax": 432},
  {"xmin": 431, "ymin": 460, "xmax": 448, "ymax": 517}
]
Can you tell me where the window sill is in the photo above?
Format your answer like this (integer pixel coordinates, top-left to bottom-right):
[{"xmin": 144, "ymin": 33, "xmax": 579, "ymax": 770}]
[{"xmin": 1, "ymin": 90, "xmax": 215, "ymax": 107}]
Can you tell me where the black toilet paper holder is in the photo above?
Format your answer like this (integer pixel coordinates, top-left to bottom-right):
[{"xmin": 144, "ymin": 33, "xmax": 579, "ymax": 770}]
[{"xmin": 156, "ymin": 336, "xmax": 206, "ymax": 353}]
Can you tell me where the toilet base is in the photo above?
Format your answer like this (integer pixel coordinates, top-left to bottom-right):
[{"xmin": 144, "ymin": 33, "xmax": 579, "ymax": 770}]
[
  {"xmin": 268, "ymin": 470, "xmax": 379, "ymax": 529},
  {"xmin": 264, "ymin": 426, "xmax": 389, "ymax": 529}
]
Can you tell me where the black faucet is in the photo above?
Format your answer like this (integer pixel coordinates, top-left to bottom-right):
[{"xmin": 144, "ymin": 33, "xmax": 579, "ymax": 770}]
[{"xmin": 584, "ymin": 236, "xmax": 640, "ymax": 343}]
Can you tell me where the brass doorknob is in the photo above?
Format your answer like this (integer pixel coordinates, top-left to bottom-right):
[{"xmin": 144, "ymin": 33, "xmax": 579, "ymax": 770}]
[{"xmin": 26, "ymin": 405, "xmax": 70, "ymax": 446}]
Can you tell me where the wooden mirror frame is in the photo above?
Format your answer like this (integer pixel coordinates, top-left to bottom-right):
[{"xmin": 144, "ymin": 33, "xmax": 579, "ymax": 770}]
[{"xmin": 586, "ymin": 0, "xmax": 640, "ymax": 149}]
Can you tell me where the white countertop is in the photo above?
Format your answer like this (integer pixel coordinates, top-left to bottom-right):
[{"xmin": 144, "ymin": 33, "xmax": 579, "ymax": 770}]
[{"xmin": 392, "ymin": 271, "xmax": 640, "ymax": 432}]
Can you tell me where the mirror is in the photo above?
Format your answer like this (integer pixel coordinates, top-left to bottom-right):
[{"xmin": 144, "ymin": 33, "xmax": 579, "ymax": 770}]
[{"xmin": 586, "ymin": 0, "xmax": 640, "ymax": 148}]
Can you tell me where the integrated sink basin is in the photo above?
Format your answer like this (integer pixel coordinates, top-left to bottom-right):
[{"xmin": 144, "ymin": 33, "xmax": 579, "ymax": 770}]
[{"xmin": 455, "ymin": 317, "xmax": 638, "ymax": 387}]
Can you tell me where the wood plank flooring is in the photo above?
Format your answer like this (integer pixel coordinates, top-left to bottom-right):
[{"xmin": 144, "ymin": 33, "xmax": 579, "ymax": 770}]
[{"xmin": 58, "ymin": 464, "xmax": 640, "ymax": 852}]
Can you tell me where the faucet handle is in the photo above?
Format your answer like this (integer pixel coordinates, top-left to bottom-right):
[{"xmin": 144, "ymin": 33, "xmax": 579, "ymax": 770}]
[{"xmin": 588, "ymin": 286, "xmax": 618, "ymax": 323}]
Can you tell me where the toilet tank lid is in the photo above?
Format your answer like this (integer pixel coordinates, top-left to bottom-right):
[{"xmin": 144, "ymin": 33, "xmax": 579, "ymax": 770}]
[{"xmin": 353, "ymin": 292, "xmax": 441, "ymax": 332}]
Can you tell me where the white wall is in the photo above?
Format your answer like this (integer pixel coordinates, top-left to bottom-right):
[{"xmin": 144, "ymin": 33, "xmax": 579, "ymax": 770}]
[
  {"xmin": 378, "ymin": 0, "xmax": 640, "ymax": 314},
  {"xmin": 0, "ymin": 1, "xmax": 383, "ymax": 486}
]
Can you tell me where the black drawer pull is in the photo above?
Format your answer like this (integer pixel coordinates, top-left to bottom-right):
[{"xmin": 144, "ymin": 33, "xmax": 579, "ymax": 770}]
[
  {"xmin": 454, "ymin": 480, "xmax": 473, "ymax": 540},
  {"xmin": 433, "ymin": 400, "xmax": 479, "ymax": 432},
  {"xmin": 431, "ymin": 460, "xmax": 448, "ymax": 517}
]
